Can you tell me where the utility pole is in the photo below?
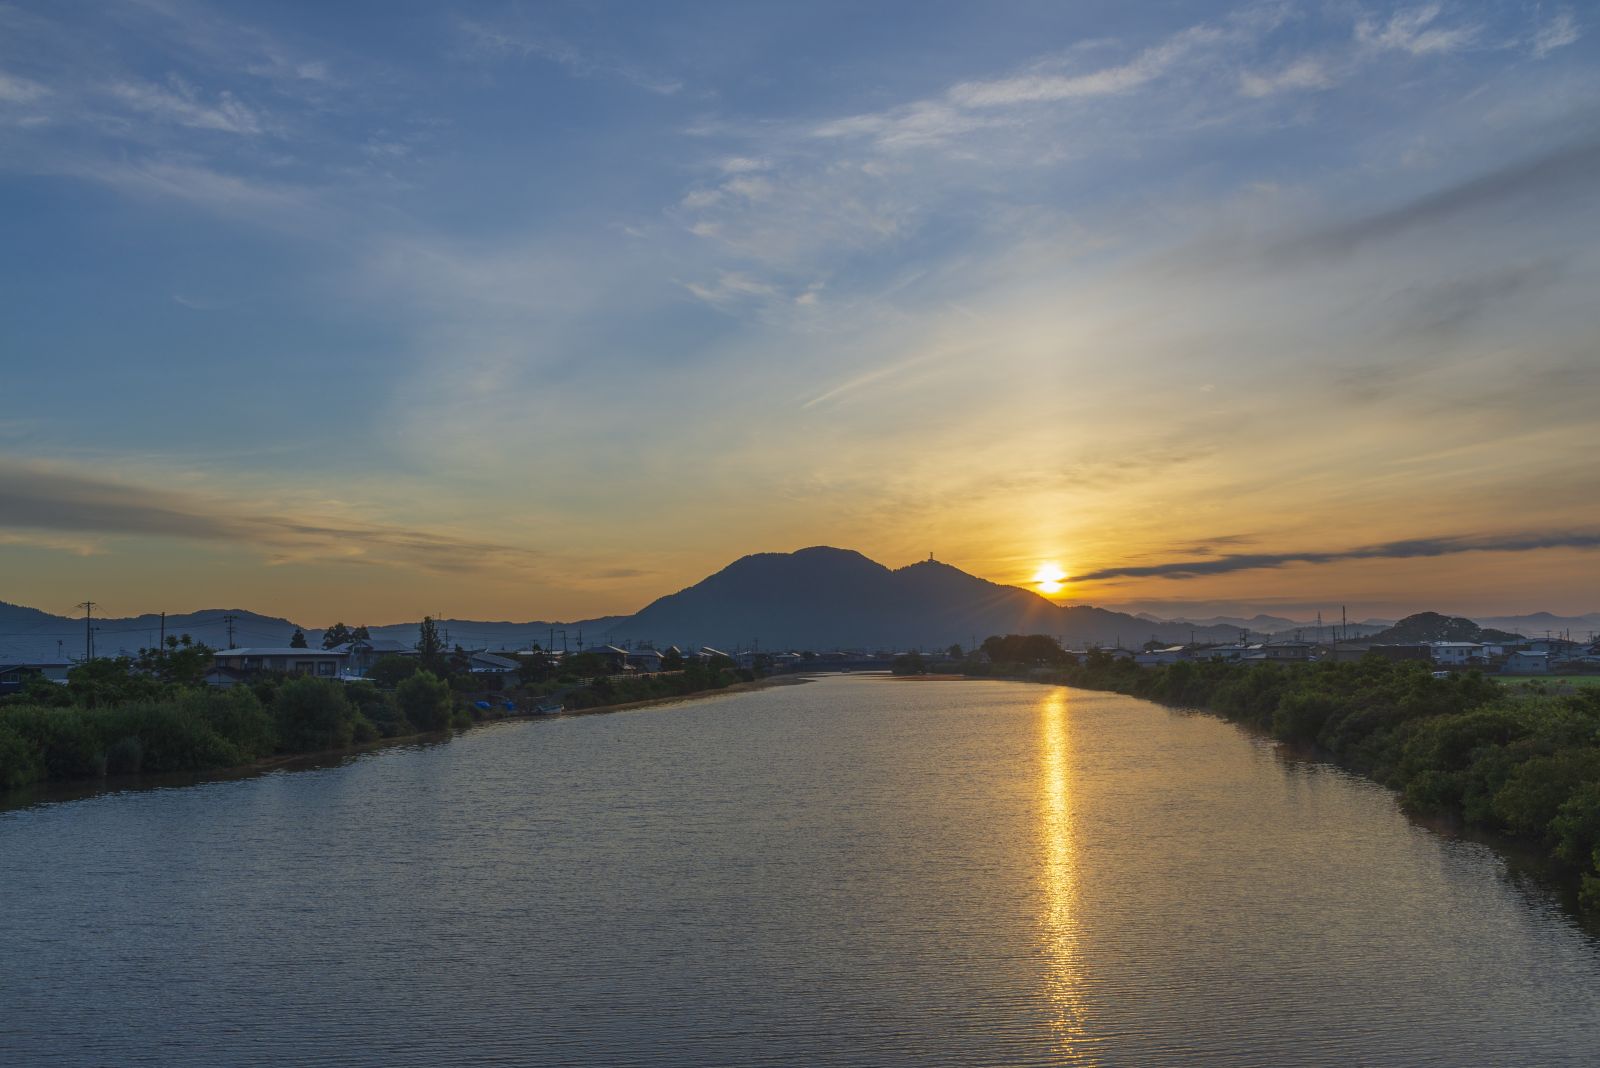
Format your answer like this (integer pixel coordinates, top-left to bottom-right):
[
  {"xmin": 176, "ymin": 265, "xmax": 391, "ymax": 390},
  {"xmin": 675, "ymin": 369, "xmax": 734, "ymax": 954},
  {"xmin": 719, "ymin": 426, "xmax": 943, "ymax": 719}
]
[
  {"xmin": 223, "ymin": 613, "xmax": 237, "ymax": 649},
  {"xmin": 159, "ymin": 611, "xmax": 166, "ymax": 655},
  {"xmin": 75, "ymin": 601, "xmax": 95, "ymax": 661}
]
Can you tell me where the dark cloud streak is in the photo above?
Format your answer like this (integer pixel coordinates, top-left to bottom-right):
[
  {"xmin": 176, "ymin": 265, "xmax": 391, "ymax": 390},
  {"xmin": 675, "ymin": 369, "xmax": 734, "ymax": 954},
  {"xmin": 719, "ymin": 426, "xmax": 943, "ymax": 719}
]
[
  {"xmin": 0, "ymin": 461, "xmax": 544, "ymax": 574},
  {"xmin": 1277, "ymin": 137, "xmax": 1600, "ymax": 261},
  {"xmin": 1077, "ymin": 532, "xmax": 1600, "ymax": 581}
]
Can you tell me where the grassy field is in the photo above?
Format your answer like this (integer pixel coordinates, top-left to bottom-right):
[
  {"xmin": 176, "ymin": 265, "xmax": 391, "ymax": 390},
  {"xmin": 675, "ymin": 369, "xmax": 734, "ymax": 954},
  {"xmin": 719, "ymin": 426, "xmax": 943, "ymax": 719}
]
[{"xmin": 1496, "ymin": 674, "xmax": 1600, "ymax": 690}]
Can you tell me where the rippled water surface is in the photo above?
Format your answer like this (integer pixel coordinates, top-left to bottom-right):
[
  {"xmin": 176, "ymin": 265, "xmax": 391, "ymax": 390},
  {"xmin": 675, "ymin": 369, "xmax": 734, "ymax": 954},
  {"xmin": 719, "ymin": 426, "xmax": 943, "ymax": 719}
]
[{"xmin": 4, "ymin": 675, "xmax": 1600, "ymax": 1066}]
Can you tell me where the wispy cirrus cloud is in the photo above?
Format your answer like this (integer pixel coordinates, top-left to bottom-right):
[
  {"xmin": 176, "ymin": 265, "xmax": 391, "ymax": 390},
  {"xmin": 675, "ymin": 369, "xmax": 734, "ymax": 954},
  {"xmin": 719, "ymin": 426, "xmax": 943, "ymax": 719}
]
[
  {"xmin": 1077, "ymin": 532, "xmax": 1600, "ymax": 582},
  {"xmin": 1355, "ymin": 4, "xmax": 1478, "ymax": 56},
  {"xmin": 109, "ymin": 75, "xmax": 266, "ymax": 135},
  {"xmin": 0, "ymin": 69, "xmax": 49, "ymax": 103},
  {"xmin": 456, "ymin": 18, "xmax": 682, "ymax": 95},
  {"xmin": 1239, "ymin": 57, "xmax": 1334, "ymax": 97},
  {"xmin": 1532, "ymin": 11, "xmax": 1581, "ymax": 57}
]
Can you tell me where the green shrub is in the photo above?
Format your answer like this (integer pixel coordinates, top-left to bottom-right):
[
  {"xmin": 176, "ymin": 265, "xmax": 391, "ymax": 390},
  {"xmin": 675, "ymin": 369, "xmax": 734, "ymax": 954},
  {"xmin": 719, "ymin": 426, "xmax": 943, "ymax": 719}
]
[
  {"xmin": 99, "ymin": 701, "xmax": 240, "ymax": 775},
  {"xmin": 190, "ymin": 687, "xmax": 277, "ymax": 760},
  {"xmin": 395, "ymin": 671, "xmax": 452, "ymax": 732},
  {"xmin": 0, "ymin": 723, "xmax": 43, "ymax": 789},
  {"xmin": 273, "ymin": 677, "xmax": 356, "ymax": 752},
  {"xmin": 346, "ymin": 682, "xmax": 412, "ymax": 738},
  {"xmin": 0, "ymin": 705, "xmax": 105, "ymax": 779}
]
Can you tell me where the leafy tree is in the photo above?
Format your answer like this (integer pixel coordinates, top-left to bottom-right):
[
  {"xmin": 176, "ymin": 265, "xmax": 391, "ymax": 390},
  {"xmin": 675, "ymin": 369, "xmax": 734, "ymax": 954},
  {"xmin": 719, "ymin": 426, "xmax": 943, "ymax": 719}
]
[
  {"xmin": 272, "ymin": 676, "xmax": 355, "ymax": 751},
  {"xmin": 345, "ymin": 682, "xmax": 410, "ymax": 738},
  {"xmin": 289, "ymin": 628, "xmax": 309, "ymax": 649},
  {"xmin": 0, "ymin": 675, "xmax": 73, "ymax": 709},
  {"xmin": 134, "ymin": 634, "xmax": 214, "ymax": 687},
  {"xmin": 191, "ymin": 686, "xmax": 276, "ymax": 759},
  {"xmin": 947, "ymin": 644, "xmax": 964, "ymax": 660},
  {"xmin": 416, "ymin": 616, "xmax": 445, "ymax": 672},
  {"xmin": 396, "ymin": 671, "xmax": 453, "ymax": 732},
  {"xmin": 561, "ymin": 651, "xmax": 612, "ymax": 680},
  {"xmin": 368, "ymin": 655, "xmax": 420, "ymax": 689},
  {"xmin": 351, "ymin": 625, "xmax": 370, "ymax": 641},
  {"xmin": 0, "ymin": 705, "xmax": 104, "ymax": 779},
  {"xmin": 661, "ymin": 649, "xmax": 684, "ymax": 671},
  {"xmin": 321, "ymin": 622, "xmax": 353, "ymax": 649},
  {"xmin": 67, "ymin": 657, "xmax": 163, "ymax": 709},
  {"xmin": 981, "ymin": 634, "xmax": 1068, "ymax": 665},
  {"xmin": 892, "ymin": 651, "xmax": 926, "ymax": 676},
  {"xmin": 0, "ymin": 723, "xmax": 42, "ymax": 789},
  {"xmin": 517, "ymin": 651, "xmax": 553, "ymax": 686}
]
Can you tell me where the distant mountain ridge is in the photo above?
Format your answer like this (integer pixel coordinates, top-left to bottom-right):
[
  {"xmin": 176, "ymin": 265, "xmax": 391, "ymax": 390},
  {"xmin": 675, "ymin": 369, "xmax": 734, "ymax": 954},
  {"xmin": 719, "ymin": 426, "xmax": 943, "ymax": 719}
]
[
  {"xmin": 2, "ymin": 547, "xmax": 1594, "ymax": 660},
  {"xmin": 0, "ymin": 603, "xmax": 302, "ymax": 662},
  {"xmin": 594, "ymin": 547, "xmax": 1305, "ymax": 650}
]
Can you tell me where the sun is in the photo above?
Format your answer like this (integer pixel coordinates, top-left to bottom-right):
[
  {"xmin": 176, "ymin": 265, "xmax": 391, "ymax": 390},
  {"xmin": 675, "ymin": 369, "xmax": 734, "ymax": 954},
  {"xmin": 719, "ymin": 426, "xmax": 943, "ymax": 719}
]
[{"xmin": 1031, "ymin": 562, "xmax": 1068, "ymax": 596}]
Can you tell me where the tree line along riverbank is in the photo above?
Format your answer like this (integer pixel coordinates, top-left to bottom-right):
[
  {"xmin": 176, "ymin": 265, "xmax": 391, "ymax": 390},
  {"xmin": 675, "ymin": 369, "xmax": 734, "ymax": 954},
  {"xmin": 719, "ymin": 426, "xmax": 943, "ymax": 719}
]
[
  {"xmin": 910, "ymin": 640, "xmax": 1600, "ymax": 911},
  {"xmin": 0, "ymin": 647, "xmax": 760, "ymax": 795}
]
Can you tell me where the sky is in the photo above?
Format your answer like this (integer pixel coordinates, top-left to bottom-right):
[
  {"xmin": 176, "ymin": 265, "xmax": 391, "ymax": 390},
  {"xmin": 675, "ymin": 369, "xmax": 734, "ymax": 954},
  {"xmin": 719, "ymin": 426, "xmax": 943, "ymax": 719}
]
[{"xmin": 1, "ymin": 0, "xmax": 1597, "ymax": 625}]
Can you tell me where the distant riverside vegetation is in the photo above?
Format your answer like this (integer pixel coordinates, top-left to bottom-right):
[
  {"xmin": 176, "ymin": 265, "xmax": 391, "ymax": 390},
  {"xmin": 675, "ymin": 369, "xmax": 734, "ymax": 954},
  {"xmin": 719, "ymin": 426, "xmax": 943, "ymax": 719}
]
[
  {"xmin": 901, "ymin": 636, "xmax": 1600, "ymax": 911},
  {"xmin": 0, "ymin": 634, "xmax": 755, "ymax": 795}
]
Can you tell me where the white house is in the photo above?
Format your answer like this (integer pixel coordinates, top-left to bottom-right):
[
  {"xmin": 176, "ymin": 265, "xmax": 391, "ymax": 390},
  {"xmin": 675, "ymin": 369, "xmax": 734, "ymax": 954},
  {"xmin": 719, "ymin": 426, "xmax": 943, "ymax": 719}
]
[{"xmin": 1428, "ymin": 642, "xmax": 1483, "ymax": 666}]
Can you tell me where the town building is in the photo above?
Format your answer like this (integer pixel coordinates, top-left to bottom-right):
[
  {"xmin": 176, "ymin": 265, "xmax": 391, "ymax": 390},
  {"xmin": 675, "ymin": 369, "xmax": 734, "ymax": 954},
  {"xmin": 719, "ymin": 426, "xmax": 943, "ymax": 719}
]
[
  {"xmin": 213, "ymin": 647, "xmax": 348, "ymax": 678},
  {"xmin": 1428, "ymin": 641, "xmax": 1484, "ymax": 666}
]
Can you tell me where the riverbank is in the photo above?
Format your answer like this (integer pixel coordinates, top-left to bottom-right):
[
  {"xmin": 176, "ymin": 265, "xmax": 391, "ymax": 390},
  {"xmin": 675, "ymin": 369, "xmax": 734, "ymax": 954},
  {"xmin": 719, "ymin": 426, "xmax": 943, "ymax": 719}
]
[
  {"xmin": 943, "ymin": 656, "xmax": 1600, "ymax": 911},
  {"xmin": 0, "ymin": 672, "xmax": 811, "ymax": 807},
  {"xmin": 557, "ymin": 672, "xmax": 810, "ymax": 719}
]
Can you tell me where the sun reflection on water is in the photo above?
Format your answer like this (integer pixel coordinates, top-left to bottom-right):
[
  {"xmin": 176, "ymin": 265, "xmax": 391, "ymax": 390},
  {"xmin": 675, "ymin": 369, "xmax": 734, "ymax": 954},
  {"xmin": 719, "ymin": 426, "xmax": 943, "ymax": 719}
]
[{"xmin": 1038, "ymin": 687, "xmax": 1097, "ymax": 1062}]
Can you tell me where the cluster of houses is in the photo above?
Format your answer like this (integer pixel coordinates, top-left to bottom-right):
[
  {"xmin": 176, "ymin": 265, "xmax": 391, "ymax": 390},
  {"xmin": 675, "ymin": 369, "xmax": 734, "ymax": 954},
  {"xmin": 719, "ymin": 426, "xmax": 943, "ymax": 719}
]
[
  {"xmin": 1126, "ymin": 635, "xmax": 1600, "ymax": 675},
  {"xmin": 7, "ymin": 628, "xmax": 1594, "ymax": 697},
  {"xmin": 202, "ymin": 639, "xmax": 809, "ymax": 689}
]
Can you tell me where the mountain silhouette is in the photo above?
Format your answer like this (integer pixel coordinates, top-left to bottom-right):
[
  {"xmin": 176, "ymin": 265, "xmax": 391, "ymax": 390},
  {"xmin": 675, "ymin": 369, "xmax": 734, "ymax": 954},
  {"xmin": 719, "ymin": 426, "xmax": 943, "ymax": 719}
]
[{"xmin": 599, "ymin": 546, "xmax": 1240, "ymax": 650}]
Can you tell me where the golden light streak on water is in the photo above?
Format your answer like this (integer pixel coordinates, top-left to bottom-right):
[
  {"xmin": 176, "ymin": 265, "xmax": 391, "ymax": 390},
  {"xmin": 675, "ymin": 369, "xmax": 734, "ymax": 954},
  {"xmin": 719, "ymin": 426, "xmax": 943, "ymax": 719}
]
[{"xmin": 1037, "ymin": 687, "xmax": 1098, "ymax": 1063}]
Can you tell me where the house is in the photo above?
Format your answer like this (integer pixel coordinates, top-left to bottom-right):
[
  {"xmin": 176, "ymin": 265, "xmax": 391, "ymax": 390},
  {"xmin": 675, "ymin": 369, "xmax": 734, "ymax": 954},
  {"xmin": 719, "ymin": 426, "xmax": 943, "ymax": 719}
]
[
  {"xmin": 328, "ymin": 638, "xmax": 416, "ymax": 677},
  {"xmin": 1502, "ymin": 650, "xmax": 1550, "ymax": 674},
  {"xmin": 1428, "ymin": 641, "xmax": 1483, "ymax": 666},
  {"xmin": 201, "ymin": 665, "xmax": 249, "ymax": 689},
  {"xmin": 770, "ymin": 651, "xmax": 804, "ymax": 671},
  {"xmin": 466, "ymin": 650, "xmax": 521, "ymax": 686},
  {"xmin": 1197, "ymin": 642, "xmax": 1254, "ymax": 662},
  {"xmin": 0, "ymin": 661, "xmax": 72, "ymax": 695},
  {"xmin": 212, "ymin": 647, "xmax": 349, "ymax": 679},
  {"xmin": 1525, "ymin": 637, "xmax": 1584, "ymax": 658},
  {"xmin": 625, "ymin": 648, "xmax": 664, "ymax": 673},
  {"xmin": 1261, "ymin": 641, "xmax": 1315, "ymax": 663},
  {"xmin": 1135, "ymin": 646, "xmax": 1190, "ymax": 667},
  {"xmin": 582, "ymin": 645, "xmax": 631, "ymax": 673}
]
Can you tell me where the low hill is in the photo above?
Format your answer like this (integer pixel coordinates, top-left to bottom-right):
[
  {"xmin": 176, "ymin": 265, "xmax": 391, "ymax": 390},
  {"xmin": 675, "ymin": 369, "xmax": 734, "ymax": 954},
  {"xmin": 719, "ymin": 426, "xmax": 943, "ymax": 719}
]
[
  {"xmin": 1365, "ymin": 612, "xmax": 1523, "ymax": 645},
  {"xmin": 0, "ymin": 603, "xmax": 303, "ymax": 661}
]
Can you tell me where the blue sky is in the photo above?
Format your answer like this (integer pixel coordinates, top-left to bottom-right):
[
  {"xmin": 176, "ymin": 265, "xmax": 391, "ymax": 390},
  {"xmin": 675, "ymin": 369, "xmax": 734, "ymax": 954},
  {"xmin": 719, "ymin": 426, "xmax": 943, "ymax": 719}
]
[{"xmin": 2, "ymin": 1, "xmax": 1597, "ymax": 622}]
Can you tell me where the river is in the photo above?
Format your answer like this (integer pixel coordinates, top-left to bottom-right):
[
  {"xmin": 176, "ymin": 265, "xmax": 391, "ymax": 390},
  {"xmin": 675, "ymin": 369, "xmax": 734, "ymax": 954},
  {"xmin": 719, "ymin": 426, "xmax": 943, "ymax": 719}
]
[{"xmin": 3, "ymin": 675, "xmax": 1599, "ymax": 1066}]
